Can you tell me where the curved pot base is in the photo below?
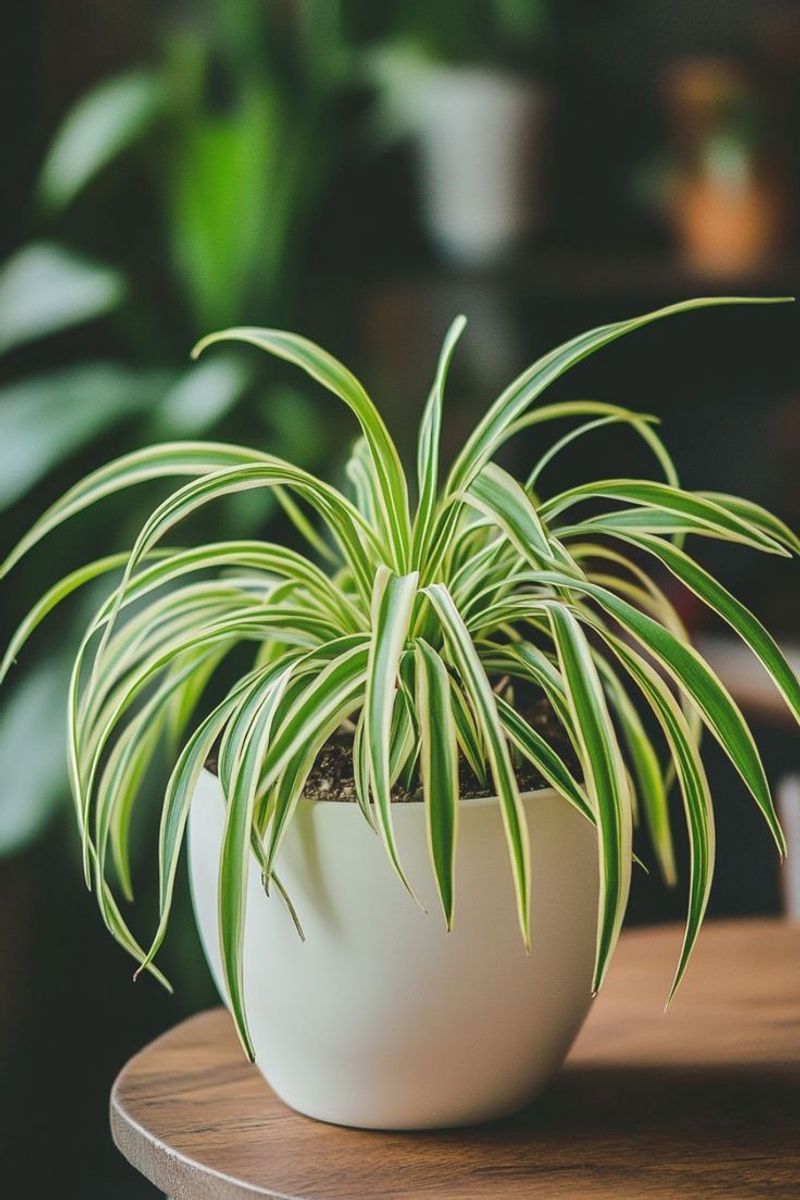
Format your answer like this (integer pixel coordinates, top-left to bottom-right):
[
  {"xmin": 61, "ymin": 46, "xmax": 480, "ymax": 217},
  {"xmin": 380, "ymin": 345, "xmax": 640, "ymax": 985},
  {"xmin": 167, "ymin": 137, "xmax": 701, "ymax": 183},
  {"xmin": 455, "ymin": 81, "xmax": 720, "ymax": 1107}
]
[{"xmin": 189, "ymin": 769, "xmax": 603, "ymax": 1130}]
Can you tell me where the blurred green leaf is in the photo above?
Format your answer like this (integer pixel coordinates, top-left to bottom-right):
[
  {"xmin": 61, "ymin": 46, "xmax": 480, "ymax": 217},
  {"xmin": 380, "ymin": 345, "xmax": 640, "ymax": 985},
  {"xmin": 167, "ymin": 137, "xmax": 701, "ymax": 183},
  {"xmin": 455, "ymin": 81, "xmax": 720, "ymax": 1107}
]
[
  {"xmin": 0, "ymin": 362, "xmax": 174, "ymax": 508},
  {"xmin": 151, "ymin": 354, "xmax": 254, "ymax": 438},
  {"xmin": 0, "ymin": 243, "xmax": 125, "ymax": 355},
  {"xmin": 37, "ymin": 69, "xmax": 164, "ymax": 214},
  {"xmin": 0, "ymin": 658, "xmax": 71, "ymax": 857},
  {"xmin": 167, "ymin": 84, "xmax": 283, "ymax": 330},
  {"xmin": 262, "ymin": 383, "xmax": 328, "ymax": 465}
]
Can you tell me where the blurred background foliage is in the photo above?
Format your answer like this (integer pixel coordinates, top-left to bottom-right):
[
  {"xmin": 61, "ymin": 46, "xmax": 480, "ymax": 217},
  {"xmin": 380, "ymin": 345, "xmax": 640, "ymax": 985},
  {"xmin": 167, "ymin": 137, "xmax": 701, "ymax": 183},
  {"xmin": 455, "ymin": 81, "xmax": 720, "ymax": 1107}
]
[
  {"xmin": 0, "ymin": 0, "xmax": 350, "ymax": 853},
  {"xmin": 1, "ymin": 2, "xmax": 799, "ymax": 1195}
]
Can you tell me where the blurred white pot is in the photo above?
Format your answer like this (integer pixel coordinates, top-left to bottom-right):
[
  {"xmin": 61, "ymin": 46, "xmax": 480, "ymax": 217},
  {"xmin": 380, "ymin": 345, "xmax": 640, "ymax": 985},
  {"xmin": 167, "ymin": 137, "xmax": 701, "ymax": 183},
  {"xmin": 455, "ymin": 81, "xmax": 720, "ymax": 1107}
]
[
  {"xmin": 189, "ymin": 767, "xmax": 601, "ymax": 1130},
  {"xmin": 412, "ymin": 67, "xmax": 547, "ymax": 267}
]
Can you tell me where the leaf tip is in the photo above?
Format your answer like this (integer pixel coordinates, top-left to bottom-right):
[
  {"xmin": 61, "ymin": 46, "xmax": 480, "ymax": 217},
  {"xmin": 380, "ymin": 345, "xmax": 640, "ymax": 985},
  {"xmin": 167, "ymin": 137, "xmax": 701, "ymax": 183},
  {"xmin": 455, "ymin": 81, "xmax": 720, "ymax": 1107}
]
[
  {"xmin": 666, "ymin": 960, "xmax": 687, "ymax": 1007},
  {"xmin": 590, "ymin": 961, "xmax": 607, "ymax": 996},
  {"xmin": 664, "ymin": 977, "xmax": 681, "ymax": 1011},
  {"xmin": 237, "ymin": 1026, "xmax": 256, "ymax": 1063},
  {"xmin": 190, "ymin": 332, "xmax": 216, "ymax": 361},
  {"xmin": 132, "ymin": 949, "xmax": 153, "ymax": 983}
]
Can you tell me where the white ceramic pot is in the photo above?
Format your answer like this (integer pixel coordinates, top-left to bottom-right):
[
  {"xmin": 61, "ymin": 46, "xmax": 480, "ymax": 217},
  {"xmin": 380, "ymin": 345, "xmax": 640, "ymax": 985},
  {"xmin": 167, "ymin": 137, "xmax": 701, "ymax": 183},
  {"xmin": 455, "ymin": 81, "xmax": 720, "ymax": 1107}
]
[
  {"xmin": 412, "ymin": 66, "xmax": 548, "ymax": 267},
  {"xmin": 189, "ymin": 768, "xmax": 601, "ymax": 1130}
]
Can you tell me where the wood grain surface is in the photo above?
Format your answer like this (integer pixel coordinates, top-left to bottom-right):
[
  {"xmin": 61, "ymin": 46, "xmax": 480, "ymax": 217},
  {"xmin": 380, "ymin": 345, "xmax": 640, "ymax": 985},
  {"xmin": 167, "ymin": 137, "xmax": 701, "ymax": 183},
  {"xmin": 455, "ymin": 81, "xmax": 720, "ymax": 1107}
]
[{"xmin": 110, "ymin": 919, "xmax": 800, "ymax": 1200}]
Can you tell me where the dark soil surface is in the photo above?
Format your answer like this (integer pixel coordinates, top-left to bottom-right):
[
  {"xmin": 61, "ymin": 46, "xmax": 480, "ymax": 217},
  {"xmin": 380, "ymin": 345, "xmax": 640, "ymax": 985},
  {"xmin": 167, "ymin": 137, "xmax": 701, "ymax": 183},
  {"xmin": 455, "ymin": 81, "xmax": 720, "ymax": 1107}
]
[{"xmin": 206, "ymin": 697, "xmax": 578, "ymax": 802}]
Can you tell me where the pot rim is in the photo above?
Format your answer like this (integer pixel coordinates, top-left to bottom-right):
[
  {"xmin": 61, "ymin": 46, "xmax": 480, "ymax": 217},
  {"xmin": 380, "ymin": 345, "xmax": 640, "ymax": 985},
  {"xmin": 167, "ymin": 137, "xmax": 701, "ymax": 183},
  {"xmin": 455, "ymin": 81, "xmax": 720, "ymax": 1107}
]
[{"xmin": 198, "ymin": 766, "xmax": 562, "ymax": 811}]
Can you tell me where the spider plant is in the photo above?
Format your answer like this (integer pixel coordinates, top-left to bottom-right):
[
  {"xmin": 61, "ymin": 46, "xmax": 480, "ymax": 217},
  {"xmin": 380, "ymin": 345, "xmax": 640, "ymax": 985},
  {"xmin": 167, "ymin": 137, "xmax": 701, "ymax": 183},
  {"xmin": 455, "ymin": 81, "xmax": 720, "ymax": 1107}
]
[{"xmin": 2, "ymin": 297, "xmax": 797, "ymax": 1060}]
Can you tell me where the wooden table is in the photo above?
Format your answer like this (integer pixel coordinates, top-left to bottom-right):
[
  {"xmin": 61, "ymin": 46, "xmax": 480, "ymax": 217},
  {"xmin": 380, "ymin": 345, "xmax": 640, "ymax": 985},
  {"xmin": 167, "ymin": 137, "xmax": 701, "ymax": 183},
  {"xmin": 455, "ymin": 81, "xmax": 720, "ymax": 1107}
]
[{"xmin": 110, "ymin": 919, "xmax": 800, "ymax": 1199}]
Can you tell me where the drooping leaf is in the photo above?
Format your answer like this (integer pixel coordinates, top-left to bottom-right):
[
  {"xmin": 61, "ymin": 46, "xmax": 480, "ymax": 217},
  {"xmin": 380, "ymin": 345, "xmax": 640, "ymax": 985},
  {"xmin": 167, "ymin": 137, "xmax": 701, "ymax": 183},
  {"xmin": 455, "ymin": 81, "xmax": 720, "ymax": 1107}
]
[
  {"xmin": 219, "ymin": 665, "xmax": 293, "ymax": 1058},
  {"xmin": 363, "ymin": 568, "xmax": 419, "ymax": 889},
  {"xmin": 593, "ymin": 529, "xmax": 800, "ymax": 727},
  {"xmin": 546, "ymin": 605, "xmax": 632, "ymax": 992},
  {"xmin": 495, "ymin": 695, "xmax": 592, "ymax": 824},
  {"xmin": 593, "ymin": 626, "xmax": 715, "ymax": 1000},
  {"xmin": 1, "ymin": 442, "xmax": 281, "ymax": 578},
  {"xmin": 533, "ymin": 572, "xmax": 786, "ymax": 858},
  {"xmin": 543, "ymin": 480, "xmax": 787, "ymax": 555},
  {"xmin": 415, "ymin": 639, "xmax": 459, "ymax": 926},
  {"xmin": 425, "ymin": 583, "xmax": 532, "ymax": 946},
  {"xmin": 594, "ymin": 651, "xmax": 676, "ymax": 885},
  {"xmin": 193, "ymin": 326, "xmax": 411, "ymax": 566}
]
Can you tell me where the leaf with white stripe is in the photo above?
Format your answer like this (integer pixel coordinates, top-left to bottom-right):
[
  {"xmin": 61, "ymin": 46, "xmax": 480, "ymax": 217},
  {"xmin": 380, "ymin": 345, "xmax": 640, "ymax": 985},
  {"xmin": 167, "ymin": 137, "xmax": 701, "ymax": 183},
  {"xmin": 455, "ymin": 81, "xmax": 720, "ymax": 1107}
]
[
  {"xmin": 1, "ymin": 442, "xmax": 276, "ymax": 578},
  {"xmin": 425, "ymin": 583, "xmax": 531, "ymax": 946},
  {"xmin": 595, "ymin": 651, "xmax": 676, "ymax": 885},
  {"xmin": 495, "ymin": 694, "xmax": 592, "ymax": 824},
  {"xmin": 446, "ymin": 297, "xmax": 788, "ymax": 497},
  {"xmin": 699, "ymin": 492, "xmax": 800, "ymax": 555},
  {"xmin": 363, "ymin": 567, "xmax": 419, "ymax": 890},
  {"xmin": 193, "ymin": 326, "xmax": 411, "ymax": 568},
  {"xmin": 594, "ymin": 627, "xmax": 715, "ymax": 1001},
  {"xmin": 413, "ymin": 315, "xmax": 466, "ymax": 564},
  {"xmin": 533, "ymin": 571, "xmax": 786, "ymax": 858},
  {"xmin": 465, "ymin": 462, "xmax": 557, "ymax": 569},
  {"xmin": 542, "ymin": 480, "xmax": 786, "ymax": 555},
  {"xmin": 219, "ymin": 666, "xmax": 293, "ymax": 1058},
  {"xmin": 415, "ymin": 639, "xmax": 459, "ymax": 927},
  {"xmin": 594, "ymin": 529, "xmax": 800, "ymax": 728},
  {"xmin": 545, "ymin": 605, "xmax": 632, "ymax": 991}
]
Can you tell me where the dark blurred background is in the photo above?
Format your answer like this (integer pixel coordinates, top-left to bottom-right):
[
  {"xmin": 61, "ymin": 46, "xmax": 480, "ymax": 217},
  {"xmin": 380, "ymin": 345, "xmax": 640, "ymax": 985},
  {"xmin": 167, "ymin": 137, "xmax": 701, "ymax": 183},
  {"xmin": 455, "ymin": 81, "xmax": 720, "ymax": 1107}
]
[{"xmin": 1, "ymin": 2, "xmax": 799, "ymax": 1195}]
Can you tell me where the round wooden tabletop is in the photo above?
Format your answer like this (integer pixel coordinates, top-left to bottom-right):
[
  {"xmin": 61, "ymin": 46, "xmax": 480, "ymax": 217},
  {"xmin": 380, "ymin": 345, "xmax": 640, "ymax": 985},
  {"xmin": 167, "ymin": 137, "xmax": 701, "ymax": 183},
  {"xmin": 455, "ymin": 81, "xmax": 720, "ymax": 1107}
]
[{"xmin": 110, "ymin": 919, "xmax": 800, "ymax": 1200}]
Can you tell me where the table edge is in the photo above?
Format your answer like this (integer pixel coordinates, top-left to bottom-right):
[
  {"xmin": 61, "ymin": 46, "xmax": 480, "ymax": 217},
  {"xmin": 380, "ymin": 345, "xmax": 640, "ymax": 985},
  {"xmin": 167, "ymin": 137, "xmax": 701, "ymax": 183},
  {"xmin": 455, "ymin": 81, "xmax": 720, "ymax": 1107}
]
[{"xmin": 110, "ymin": 1014, "xmax": 299, "ymax": 1200}]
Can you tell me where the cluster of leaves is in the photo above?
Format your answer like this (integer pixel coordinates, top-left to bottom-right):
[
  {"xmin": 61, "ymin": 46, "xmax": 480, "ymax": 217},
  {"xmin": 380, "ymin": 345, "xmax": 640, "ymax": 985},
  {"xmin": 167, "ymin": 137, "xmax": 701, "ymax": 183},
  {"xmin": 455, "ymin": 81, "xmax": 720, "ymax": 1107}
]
[{"xmin": 3, "ymin": 297, "xmax": 797, "ymax": 1060}]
